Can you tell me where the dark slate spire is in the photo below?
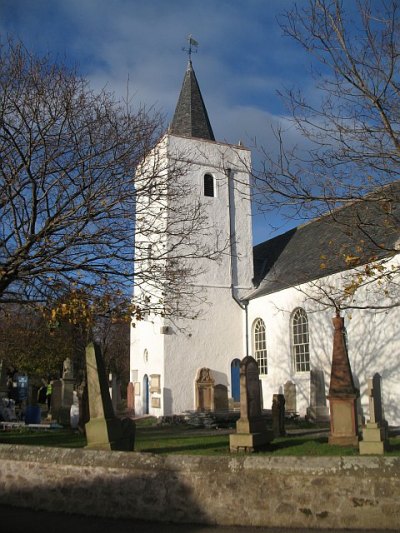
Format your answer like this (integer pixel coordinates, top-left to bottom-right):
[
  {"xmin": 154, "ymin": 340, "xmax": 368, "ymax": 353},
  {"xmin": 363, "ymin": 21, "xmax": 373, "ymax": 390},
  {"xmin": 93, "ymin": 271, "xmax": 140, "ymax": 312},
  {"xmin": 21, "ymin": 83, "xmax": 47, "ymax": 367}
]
[{"xmin": 170, "ymin": 60, "xmax": 215, "ymax": 141}]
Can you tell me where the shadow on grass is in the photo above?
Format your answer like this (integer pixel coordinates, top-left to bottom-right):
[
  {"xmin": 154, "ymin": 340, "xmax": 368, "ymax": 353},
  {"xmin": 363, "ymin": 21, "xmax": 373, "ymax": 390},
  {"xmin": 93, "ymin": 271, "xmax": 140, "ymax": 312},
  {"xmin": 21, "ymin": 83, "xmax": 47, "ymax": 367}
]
[
  {"xmin": 386, "ymin": 438, "xmax": 400, "ymax": 454},
  {"xmin": 269, "ymin": 436, "xmax": 328, "ymax": 451},
  {"xmin": 139, "ymin": 439, "xmax": 229, "ymax": 455}
]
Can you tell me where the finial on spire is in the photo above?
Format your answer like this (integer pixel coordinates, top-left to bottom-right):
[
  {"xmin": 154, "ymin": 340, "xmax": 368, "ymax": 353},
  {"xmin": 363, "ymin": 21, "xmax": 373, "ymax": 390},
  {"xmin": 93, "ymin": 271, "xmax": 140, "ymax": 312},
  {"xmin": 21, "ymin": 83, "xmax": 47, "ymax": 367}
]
[{"xmin": 182, "ymin": 34, "xmax": 198, "ymax": 62}]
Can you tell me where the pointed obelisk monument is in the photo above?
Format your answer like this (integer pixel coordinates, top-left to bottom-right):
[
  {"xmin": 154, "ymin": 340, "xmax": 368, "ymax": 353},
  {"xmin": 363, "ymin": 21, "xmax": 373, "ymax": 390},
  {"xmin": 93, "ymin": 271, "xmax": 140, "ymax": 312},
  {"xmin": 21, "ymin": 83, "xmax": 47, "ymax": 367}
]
[{"xmin": 327, "ymin": 314, "xmax": 359, "ymax": 446}]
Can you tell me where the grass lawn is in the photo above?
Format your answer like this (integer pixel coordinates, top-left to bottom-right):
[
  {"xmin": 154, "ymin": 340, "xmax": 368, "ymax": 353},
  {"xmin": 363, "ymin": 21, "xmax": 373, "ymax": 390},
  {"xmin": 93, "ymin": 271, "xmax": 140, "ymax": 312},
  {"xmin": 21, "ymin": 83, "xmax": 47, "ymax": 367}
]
[{"xmin": 1, "ymin": 418, "xmax": 400, "ymax": 456}]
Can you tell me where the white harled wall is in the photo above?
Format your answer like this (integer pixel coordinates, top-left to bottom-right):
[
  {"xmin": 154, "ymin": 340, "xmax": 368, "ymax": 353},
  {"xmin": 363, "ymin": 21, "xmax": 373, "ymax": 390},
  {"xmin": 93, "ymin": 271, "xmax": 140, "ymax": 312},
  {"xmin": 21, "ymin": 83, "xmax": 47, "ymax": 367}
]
[
  {"xmin": 131, "ymin": 134, "xmax": 253, "ymax": 416},
  {"xmin": 247, "ymin": 257, "xmax": 400, "ymax": 426}
]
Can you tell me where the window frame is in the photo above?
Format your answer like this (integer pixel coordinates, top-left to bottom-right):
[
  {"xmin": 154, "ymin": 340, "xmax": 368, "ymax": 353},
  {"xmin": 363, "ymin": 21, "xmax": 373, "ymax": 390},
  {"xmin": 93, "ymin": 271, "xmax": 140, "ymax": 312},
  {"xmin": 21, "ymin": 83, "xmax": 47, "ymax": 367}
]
[
  {"xmin": 252, "ymin": 318, "xmax": 268, "ymax": 375},
  {"xmin": 203, "ymin": 173, "xmax": 215, "ymax": 197},
  {"xmin": 291, "ymin": 308, "xmax": 310, "ymax": 373}
]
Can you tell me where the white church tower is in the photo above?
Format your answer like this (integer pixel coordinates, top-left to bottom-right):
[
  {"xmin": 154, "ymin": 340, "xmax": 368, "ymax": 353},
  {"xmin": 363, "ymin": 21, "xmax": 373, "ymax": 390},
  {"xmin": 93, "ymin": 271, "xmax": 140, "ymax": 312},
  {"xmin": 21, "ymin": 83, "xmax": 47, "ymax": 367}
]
[{"xmin": 130, "ymin": 56, "xmax": 253, "ymax": 416}]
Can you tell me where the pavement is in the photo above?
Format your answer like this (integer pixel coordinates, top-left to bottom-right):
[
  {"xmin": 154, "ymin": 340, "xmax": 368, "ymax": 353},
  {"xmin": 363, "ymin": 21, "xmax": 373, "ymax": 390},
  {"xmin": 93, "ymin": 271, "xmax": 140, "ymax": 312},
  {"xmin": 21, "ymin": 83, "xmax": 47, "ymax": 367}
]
[{"xmin": 1, "ymin": 505, "xmax": 399, "ymax": 533}]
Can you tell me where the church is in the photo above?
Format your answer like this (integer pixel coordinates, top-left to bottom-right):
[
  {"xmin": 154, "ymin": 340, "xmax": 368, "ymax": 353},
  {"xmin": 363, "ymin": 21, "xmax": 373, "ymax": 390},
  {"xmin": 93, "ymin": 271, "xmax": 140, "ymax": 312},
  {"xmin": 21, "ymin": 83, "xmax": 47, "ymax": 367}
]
[{"xmin": 130, "ymin": 58, "xmax": 400, "ymax": 426}]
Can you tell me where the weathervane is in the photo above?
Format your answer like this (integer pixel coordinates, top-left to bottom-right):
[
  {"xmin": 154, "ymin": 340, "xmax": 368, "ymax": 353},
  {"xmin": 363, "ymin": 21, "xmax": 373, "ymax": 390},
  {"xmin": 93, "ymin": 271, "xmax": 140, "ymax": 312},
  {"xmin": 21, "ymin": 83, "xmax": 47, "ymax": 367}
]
[{"xmin": 182, "ymin": 34, "xmax": 198, "ymax": 61}]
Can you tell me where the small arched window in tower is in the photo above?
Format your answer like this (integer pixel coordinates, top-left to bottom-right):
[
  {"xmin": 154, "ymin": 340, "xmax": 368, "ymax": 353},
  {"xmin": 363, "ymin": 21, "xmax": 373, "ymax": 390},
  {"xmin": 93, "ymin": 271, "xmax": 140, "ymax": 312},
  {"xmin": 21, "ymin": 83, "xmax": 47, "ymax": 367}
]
[
  {"xmin": 253, "ymin": 318, "xmax": 268, "ymax": 375},
  {"xmin": 291, "ymin": 308, "xmax": 310, "ymax": 372},
  {"xmin": 204, "ymin": 173, "xmax": 215, "ymax": 197}
]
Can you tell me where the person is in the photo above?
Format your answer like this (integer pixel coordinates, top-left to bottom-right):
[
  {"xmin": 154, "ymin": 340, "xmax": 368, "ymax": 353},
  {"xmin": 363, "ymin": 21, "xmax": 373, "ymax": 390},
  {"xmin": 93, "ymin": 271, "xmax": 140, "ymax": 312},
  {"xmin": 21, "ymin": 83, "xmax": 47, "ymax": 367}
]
[
  {"xmin": 37, "ymin": 379, "xmax": 47, "ymax": 404},
  {"xmin": 46, "ymin": 380, "xmax": 53, "ymax": 411}
]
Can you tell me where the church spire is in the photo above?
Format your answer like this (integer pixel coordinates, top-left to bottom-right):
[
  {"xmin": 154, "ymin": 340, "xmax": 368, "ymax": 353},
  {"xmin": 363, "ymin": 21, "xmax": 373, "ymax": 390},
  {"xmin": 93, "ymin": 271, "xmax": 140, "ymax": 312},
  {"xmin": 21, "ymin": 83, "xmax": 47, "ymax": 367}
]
[{"xmin": 170, "ymin": 56, "xmax": 215, "ymax": 141}]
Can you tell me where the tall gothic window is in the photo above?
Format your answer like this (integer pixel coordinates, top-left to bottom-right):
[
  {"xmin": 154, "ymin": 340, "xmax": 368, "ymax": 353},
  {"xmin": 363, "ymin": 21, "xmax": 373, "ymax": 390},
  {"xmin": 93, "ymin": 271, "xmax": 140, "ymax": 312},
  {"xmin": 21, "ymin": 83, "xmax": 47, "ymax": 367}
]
[
  {"xmin": 253, "ymin": 318, "xmax": 267, "ymax": 375},
  {"xmin": 204, "ymin": 173, "xmax": 215, "ymax": 197},
  {"xmin": 291, "ymin": 308, "xmax": 310, "ymax": 372}
]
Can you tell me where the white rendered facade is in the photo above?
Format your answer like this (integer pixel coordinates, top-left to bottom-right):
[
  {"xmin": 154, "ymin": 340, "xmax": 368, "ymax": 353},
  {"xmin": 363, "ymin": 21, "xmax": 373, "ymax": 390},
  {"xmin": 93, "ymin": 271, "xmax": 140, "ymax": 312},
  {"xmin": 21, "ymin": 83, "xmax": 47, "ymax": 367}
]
[
  {"xmin": 130, "ymin": 134, "xmax": 253, "ymax": 416},
  {"xmin": 248, "ymin": 257, "xmax": 400, "ymax": 426},
  {"xmin": 130, "ymin": 61, "xmax": 400, "ymax": 426}
]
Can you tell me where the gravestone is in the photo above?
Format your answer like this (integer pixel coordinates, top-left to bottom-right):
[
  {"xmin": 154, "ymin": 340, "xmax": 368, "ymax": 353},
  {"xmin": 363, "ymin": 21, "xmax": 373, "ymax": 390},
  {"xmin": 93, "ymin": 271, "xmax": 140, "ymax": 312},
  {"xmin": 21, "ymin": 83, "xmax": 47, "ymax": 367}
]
[
  {"xmin": 50, "ymin": 379, "xmax": 62, "ymax": 420},
  {"xmin": 70, "ymin": 390, "xmax": 79, "ymax": 429},
  {"xmin": 126, "ymin": 382, "xmax": 135, "ymax": 415},
  {"xmin": 284, "ymin": 381, "xmax": 297, "ymax": 415},
  {"xmin": 272, "ymin": 394, "xmax": 286, "ymax": 437},
  {"xmin": 307, "ymin": 369, "xmax": 330, "ymax": 422},
  {"xmin": 58, "ymin": 358, "xmax": 76, "ymax": 426},
  {"xmin": 195, "ymin": 368, "xmax": 215, "ymax": 412},
  {"xmin": 359, "ymin": 374, "xmax": 388, "ymax": 455},
  {"xmin": 229, "ymin": 356, "xmax": 273, "ymax": 452},
  {"xmin": 85, "ymin": 342, "xmax": 135, "ymax": 451},
  {"xmin": 0, "ymin": 361, "xmax": 8, "ymax": 399},
  {"xmin": 327, "ymin": 315, "xmax": 359, "ymax": 447},
  {"xmin": 214, "ymin": 384, "xmax": 229, "ymax": 411}
]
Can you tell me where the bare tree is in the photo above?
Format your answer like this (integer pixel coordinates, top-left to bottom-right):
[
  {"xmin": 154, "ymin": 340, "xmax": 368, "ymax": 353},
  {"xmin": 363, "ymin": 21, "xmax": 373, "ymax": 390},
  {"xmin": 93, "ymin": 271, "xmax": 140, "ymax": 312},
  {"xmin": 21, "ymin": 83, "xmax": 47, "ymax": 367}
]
[
  {"xmin": 255, "ymin": 0, "xmax": 400, "ymax": 310},
  {"xmin": 0, "ymin": 39, "xmax": 220, "ymax": 320}
]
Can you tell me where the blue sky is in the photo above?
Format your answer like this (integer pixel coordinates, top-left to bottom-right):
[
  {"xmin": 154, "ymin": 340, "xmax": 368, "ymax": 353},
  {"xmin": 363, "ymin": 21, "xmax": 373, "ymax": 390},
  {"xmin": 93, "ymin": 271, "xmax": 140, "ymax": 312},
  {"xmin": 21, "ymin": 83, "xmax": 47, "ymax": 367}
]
[{"xmin": 1, "ymin": 0, "xmax": 318, "ymax": 243}]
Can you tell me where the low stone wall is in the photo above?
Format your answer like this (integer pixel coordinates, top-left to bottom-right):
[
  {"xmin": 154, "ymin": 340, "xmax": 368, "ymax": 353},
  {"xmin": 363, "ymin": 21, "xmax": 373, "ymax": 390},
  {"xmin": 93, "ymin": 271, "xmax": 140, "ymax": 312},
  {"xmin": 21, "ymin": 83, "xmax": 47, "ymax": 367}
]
[{"xmin": 0, "ymin": 444, "xmax": 399, "ymax": 529}]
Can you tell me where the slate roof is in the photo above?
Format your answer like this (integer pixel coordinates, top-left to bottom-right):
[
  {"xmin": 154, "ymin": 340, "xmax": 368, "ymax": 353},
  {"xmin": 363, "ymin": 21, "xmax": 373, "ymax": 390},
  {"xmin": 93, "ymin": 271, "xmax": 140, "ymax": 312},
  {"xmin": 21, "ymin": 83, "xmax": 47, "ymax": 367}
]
[
  {"xmin": 248, "ymin": 182, "xmax": 400, "ymax": 300},
  {"xmin": 170, "ymin": 60, "xmax": 215, "ymax": 141}
]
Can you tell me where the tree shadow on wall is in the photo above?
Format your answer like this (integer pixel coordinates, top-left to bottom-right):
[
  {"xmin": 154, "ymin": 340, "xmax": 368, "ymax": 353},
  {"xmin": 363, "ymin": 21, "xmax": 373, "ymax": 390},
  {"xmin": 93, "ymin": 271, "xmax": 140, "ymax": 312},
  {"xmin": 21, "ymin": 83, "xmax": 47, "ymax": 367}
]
[{"xmin": 0, "ymin": 453, "xmax": 216, "ymax": 532}]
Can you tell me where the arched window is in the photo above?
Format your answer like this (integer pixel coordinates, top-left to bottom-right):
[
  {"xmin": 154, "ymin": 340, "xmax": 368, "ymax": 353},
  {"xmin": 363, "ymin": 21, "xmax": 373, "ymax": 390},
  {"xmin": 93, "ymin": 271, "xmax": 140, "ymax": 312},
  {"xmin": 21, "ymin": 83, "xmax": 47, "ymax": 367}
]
[
  {"xmin": 291, "ymin": 308, "xmax": 310, "ymax": 372},
  {"xmin": 204, "ymin": 173, "xmax": 215, "ymax": 197},
  {"xmin": 253, "ymin": 318, "xmax": 267, "ymax": 375}
]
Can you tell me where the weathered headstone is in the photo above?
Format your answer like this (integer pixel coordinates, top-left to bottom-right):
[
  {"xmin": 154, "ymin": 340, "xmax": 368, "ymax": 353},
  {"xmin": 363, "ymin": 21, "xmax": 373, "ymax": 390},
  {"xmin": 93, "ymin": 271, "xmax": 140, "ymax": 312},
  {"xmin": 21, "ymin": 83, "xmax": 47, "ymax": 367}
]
[
  {"xmin": 50, "ymin": 379, "xmax": 62, "ymax": 420},
  {"xmin": 359, "ymin": 374, "xmax": 388, "ymax": 455},
  {"xmin": 214, "ymin": 384, "xmax": 229, "ymax": 411},
  {"xmin": 307, "ymin": 369, "xmax": 330, "ymax": 422},
  {"xmin": 126, "ymin": 382, "xmax": 135, "ymax": 415},
  {"xmin": 195, "ymin": 368, "xmax": 215, "ymax": 412},
  {"xmin": 58, "ymin": 358, "xmax": 75, "ymax": 426},
  {"xmin": 327, "ymin": 315, "xmax": 359, "ymax": 446},
  {"xmin": 229, "ymin": 356, "xmax": 273, "ymax": 452},
  {"xmin": 85, "ymin": 342, "xmax": 135, "ymax": 451},
  {"xmin": 272, "ymin": 393, "xmax": 286, "ymax": 437},
  {"xmin": 284, "ymin": 381, "xmax": 297, "ymax": 415}
]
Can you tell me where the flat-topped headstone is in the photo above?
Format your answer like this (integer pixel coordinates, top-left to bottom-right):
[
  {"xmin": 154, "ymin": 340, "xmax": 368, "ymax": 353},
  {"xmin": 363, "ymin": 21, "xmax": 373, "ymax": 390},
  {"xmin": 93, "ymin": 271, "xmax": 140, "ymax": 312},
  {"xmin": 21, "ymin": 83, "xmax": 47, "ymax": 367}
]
[
  {"xmin": 230, "ymin": 356, "xmax": 272, "ymax": 452},
  {"xmin": 284, "ymin": 381, "xmax": 296, "ymax": 414},
  {"xmin": 85, "ymin": 342, "xmax": 135, "ymax": 451},
  {"xmin": 126, "ymin": 382, "xmax": 135, "ymax": 413},
  {"xmin": 214, "ymin": 384, "xmax": 229, "ymax": 411},
  {"xmin": 50, "ymin": 379, "xmax": 62, "ymax": 420},
  {"xmin": 307, "ymin": 369, "xmax": 330, "ymax": 422}
]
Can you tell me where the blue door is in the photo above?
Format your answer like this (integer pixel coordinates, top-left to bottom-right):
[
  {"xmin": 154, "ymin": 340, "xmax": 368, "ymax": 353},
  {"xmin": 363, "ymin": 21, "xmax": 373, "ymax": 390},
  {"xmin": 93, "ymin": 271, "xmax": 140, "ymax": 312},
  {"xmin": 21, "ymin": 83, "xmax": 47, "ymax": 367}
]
[
  {"xmin": 231, "ymin": 359, "xmax": 241, "ymax": 402},
  {"xmin": 143, "ymin": 374, "xmax": 149, "ymax": 414}
]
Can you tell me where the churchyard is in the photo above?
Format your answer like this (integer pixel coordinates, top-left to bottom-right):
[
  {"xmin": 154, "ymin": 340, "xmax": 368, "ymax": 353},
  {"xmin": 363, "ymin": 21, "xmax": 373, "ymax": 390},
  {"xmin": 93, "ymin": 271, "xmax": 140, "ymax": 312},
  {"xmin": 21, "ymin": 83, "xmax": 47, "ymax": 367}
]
[{"xmin": 1, "ymin": 416, "xmax": 400, "ymax": 456}]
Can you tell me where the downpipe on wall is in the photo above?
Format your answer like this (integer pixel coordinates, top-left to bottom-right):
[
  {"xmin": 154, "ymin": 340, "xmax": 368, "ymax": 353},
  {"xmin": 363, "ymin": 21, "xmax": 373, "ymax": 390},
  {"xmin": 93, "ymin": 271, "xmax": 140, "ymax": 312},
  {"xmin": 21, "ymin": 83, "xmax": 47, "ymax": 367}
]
[{"xmin": 226, "ymin": 167, "xmax": 249, "ymax": 357}]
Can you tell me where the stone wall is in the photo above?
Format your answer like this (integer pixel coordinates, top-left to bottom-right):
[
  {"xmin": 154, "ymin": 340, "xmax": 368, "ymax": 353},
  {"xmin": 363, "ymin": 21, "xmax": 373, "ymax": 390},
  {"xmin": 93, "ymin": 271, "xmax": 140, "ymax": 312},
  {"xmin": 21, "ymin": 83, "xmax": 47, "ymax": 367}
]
[{"xmin": 0, "ymin": 444, "xmax": 399, "ymax": 529}]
